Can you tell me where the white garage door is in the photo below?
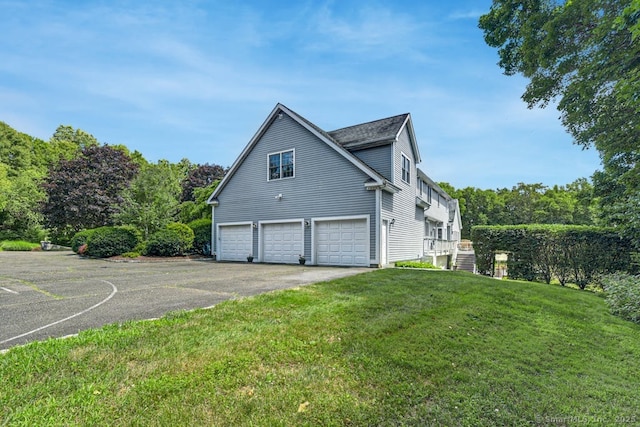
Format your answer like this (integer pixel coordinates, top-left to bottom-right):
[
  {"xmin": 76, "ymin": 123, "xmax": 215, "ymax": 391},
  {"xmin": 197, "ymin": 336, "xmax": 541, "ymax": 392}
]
[
  {"xmin": 219, "ymin": 224, "xmax": 252, "ymax": 261},
  {"xmin": 315, "ymin": 218, "xmax": 369, "ymax": 266},
  {"xmin": 262, "ymin": 222, "xmax": 303, "ymax": 264}
]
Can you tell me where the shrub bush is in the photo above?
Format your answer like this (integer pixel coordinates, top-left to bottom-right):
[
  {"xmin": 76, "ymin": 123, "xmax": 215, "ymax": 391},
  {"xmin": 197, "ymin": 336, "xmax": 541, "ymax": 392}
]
[
  {"xmin": 602, "ymin": 273, "xmax": 640, "ymax": 324},
  {"xmin": 471, "ymin": 225, "xmax": 635, "ymax": 288},
  {"xmin": 85, "ymin": 226, "xmax": 141, "ymax": 258},
  {"xmin": 395, "ymin": 260, "xmax": 438, "ymax": 269},
  {"xmin": 188, "ymin": 219, "xmax": 212, "ymax": 255},
  {"xmin": 144, "ymin": 229, "xmax": 184, "ymax": 257},
  {"xmin": 166, "ymin": 222, "xmax": 194, "ymax": 254},
  {"xmin": 121, "ymin": 251, "xmax": 141, "ymax": 258},
  {"xmin": 0, "ymin": 227, "xmax": 46, "ymax": 244},
  {"xmin": 71, "ymin": 229, "xmax": 96, "ymax": 253}
]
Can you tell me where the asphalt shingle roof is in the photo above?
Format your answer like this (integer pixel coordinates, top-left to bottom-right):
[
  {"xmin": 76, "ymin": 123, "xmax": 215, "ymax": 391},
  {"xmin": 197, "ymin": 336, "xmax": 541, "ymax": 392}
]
[{"xmin": 328, "ymin": 113, "xmax": 409, "ymax": 149}]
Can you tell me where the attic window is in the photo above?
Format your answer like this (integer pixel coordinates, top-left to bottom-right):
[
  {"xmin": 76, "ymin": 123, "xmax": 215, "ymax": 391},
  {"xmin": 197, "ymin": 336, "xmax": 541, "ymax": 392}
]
[
  {"xmin": 268, "ymin": 149, "xmax": 295, "ymax": 180},
  {"xmin": 401, "ymin": 153, "xmax": 411, "ymax": 184}
]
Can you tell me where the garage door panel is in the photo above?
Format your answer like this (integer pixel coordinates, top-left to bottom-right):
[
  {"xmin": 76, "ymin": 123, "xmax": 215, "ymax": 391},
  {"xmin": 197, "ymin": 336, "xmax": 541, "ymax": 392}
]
[
  {"xmin": 219, "ymin": 225, "xmax": 253, "ymax": 261},
  {"xmin": 262, "ymin": 222, "xmax": 303, "ymax": 264},
  {"xmin": 315, "ymin": 218, "xmax": 368, "ymax": 266}
]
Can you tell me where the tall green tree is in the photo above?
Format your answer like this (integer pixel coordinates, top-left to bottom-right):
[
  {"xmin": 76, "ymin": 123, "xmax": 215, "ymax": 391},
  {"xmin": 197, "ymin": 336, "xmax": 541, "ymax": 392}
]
[
  {"xmin": 178, "ymin": 181, "xmax": 220, "ymax": 223},
  {"xmin": 0, "ymin": 122, "xmax": 50, "ymax": 240},
  {"xmin": 440, "ymin": 185, "xmax": 505, "ymax": 239},
  {"xmin": 50, "ymin": 125, "xmax": 98, "ymax": 152},
  {"xmin": 500, "ymin": 183, "xmax": 546, "ymax": 225},
  {"xmin": 479, "ymin": 0, "xmax": 640, "ymax": 243},
  {"xmin": 114, "ymin": 160, "xmax": 183, "ymax": 240},
  {"xmin": 0, "ymin": 170, "xmax": 46, "ymax": 240}
]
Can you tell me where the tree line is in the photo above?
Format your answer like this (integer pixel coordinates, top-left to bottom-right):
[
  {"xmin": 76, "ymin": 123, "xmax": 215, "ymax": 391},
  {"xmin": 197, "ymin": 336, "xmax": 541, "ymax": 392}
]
[
  {"xmin": 0, "ymin": 121, "xmax": 226, "ymax": 245},
  {"xmin": 439, "ymin": 181, "xmax": 598, "ymax": 240}
]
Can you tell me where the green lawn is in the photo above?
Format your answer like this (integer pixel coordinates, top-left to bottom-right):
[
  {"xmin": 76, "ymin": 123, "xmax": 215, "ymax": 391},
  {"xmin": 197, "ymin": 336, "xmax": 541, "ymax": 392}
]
[
  {"xmin": 1, "ymin": 270, "xmax": 639, "ymax": 426},
  {"xmin": 0, "ymin": 240, "xmax": 40, "ymax": 251}
]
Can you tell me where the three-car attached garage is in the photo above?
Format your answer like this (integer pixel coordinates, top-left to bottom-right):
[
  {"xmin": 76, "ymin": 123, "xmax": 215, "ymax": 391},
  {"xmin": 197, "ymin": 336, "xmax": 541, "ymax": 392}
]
[{"xmin": 217, "ymin": 216, "xmax": 369, "ymax": 267}]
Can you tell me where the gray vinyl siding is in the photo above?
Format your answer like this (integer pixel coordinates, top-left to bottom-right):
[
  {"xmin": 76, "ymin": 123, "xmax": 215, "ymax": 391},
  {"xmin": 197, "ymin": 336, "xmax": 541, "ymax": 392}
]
[
  {"xmin": 384, "ymin": 127, "xmax": 424, "ymax": 262},
  {"xmin": 351, "ymin": 145, "xmax": 392, "ymax": 181},
  {"xmin": 213, "ymin": 114, "xmax": 377, "ymax": 262}
]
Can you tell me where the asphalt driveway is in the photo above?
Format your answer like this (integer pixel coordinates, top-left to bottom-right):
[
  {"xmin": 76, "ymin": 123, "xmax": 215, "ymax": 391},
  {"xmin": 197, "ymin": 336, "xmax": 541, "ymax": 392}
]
[{"xmin": 0, "ymin": 251, "xmax": 369, "ymax": 350}]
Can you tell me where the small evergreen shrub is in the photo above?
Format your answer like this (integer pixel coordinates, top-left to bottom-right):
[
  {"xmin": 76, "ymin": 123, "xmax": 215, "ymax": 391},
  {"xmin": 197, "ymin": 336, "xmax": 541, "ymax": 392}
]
[
  {"xmin": 188, "ymin": 219, "xmax": 212, "ymax": 254},
  {"xmin": 144, "ymin": 229, "xmax": 184, "ymax": 257},
  {"xmin": 602, "ymin": 273, "xmax": 640, "ymax": 324},
  {"xmin": 85, "ymin": 226, "xmax": 140, "ymax": 258},
  {"xmin": 132, "ymin": 242, "xmax": 146, "ymax": 254},
  {"xmin": 166, "ymin": 222, "xmax": 194, "ymax": 254},
  {"xmin": 395, "ymin": 260, "xmax": 438, "ymax": 269},
  {"xmin": 121, "ymin": 251, "xmax": 141, "ymax": 258},
  {"xmin": 71, "ymin": 229, "xmax": 96, "ymax": 253}
]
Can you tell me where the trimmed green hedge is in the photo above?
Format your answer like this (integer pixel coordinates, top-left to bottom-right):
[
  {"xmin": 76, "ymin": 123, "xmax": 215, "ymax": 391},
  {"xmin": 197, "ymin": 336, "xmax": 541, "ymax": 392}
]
[
  {"xmin": 83, "ymin": 226, "xmax": 141, "ymax": 258},
  {"xmin": 166, "ymin": 222, "xmax": 194, "ymax": 254},
  {"xmin": 144, "ymin": 229, "xmax": 184, "ymax": 257},
  {"xmin": 471, "ymin": 225, "xmax": 635, "ymax": 289},
  {"xmin": 145, "ymin": 223, "xmax": 194, "ymax": 257},
  {"xmin": 188, "ymin": 219, "xmax": 212, "ymax": 255}
]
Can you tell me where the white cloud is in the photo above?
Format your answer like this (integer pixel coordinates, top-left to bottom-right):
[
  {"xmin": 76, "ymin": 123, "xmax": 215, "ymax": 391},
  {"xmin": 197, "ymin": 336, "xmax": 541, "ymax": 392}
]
[
  {"xmin": 304, "ymin": 4, "xmax": 436, "ymax": 61},
  {"xmin": 448, "ymin": 9, "xmax": 485, "ymax": 20}
]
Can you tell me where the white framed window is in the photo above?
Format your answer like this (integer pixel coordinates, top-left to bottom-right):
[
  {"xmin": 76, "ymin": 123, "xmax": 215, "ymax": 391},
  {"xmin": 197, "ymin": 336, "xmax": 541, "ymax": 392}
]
[
  {"xmin": 401, "ymin": 153, "xmax": 411, "ymax": 184},
  {"xmin": 427, "ymin": 185, "xmax": 432, "ymax": 204},
  {"xmin": 268, "ymin": 149, "xmax": 295, "ymax": 181}
]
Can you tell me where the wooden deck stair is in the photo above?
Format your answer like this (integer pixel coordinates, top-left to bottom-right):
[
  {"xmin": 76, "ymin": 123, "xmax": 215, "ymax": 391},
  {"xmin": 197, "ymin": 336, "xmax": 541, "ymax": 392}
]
[{"xmin": 455, "ymin": 250, "xmax": 476, "ymax": 273}]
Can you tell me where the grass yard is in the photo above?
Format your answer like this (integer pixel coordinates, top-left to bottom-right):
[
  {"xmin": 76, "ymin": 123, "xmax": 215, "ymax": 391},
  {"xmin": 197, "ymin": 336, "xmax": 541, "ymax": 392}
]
[
  {"xmin": 1, "ymin": 270, "xmax": 639, "ymax": 426},
  {"xmin": 0, "ymin": 240, "xmax": 40, "ymax": 251}
]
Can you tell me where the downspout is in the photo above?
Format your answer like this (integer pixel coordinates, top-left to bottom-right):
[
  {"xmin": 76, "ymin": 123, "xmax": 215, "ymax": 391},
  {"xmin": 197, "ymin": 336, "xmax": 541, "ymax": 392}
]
[
  {"xmin": 376, "ymin": 188, "xmax": 382, "ymax": 267},
  {"xmin": 211, "ymin": 204, "xmax": 215, "ymax": 257}
]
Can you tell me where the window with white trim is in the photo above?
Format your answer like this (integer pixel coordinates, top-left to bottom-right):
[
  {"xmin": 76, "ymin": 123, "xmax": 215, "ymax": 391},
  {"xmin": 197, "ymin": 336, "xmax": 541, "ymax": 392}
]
[
  {"xmin": 268, "ymin": 149, "xmax": 294, "ymax": 180},
  {"xmin": 401, "ymin": 153, "xmax": 411, "ymax": 184}
]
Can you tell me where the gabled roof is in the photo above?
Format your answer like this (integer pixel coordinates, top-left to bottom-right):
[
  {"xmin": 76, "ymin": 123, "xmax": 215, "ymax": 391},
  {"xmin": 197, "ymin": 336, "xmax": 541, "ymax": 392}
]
[
  {"xmin": 329, "ymin": 114, "xmax": 409, "ymax": 147},
  {"xmin": 329, "ymin": 113, "xmax": 421, "ymax": 163},
  {"xmin": 207, "ymin": 103, "xmax": 400, "ymax": 204}
]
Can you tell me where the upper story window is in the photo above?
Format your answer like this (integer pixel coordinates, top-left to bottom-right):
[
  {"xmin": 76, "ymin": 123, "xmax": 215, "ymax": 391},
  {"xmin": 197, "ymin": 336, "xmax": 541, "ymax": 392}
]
[
  {"xmin": 268, "ymin": 149, "xmax": 294, "ymax": 181},
  {"xmin": 401, "ymin": 153, "xmax": 411, "ymax": 184},
  {"xmin": 427, "ymin": 185, "xmax": 432, "ymax": 204}
]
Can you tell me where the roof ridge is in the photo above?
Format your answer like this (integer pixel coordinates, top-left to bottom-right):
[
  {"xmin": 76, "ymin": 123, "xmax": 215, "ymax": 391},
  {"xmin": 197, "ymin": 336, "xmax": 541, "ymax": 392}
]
[{"xmin": 328, "ymin": 112, "xmax": 410, "ymax": 134}]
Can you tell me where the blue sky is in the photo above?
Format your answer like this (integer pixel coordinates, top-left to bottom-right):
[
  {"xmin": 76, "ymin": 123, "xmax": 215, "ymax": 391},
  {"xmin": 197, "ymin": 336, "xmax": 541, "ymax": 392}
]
[{"xmin": 0, "ymin": 0, "xmax": 601, "ymax": 189}]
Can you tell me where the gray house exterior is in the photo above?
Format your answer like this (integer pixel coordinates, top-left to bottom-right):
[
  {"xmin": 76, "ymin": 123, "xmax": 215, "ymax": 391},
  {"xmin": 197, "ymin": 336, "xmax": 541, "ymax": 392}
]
[{"xmin": 207, "ymin": 103, "xmax": 461, "ymax": 268}]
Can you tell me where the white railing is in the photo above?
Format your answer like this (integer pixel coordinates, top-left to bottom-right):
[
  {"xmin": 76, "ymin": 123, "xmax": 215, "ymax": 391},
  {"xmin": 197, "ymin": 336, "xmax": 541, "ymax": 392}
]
[{"xmin": 424, "ymin": 238, "xmax": 457, "ymax": 255}]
